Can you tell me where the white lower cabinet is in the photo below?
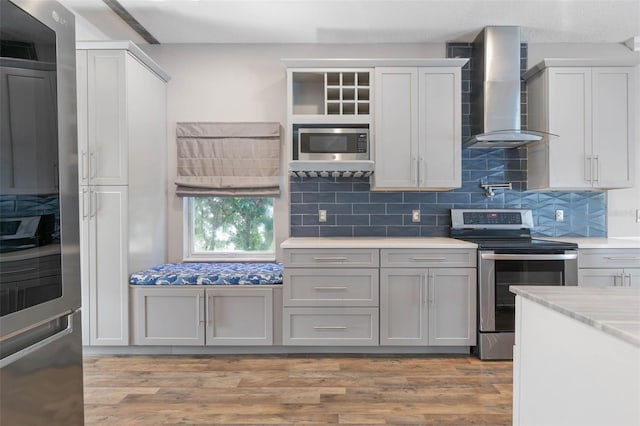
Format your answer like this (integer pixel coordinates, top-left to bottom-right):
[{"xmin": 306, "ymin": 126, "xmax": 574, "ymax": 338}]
[
  {"xmin": 82, "ymin": 186, "xmax": 129, "ymax": 346},
  {"xmin": 283, "ymin": 307, "xmax": 379, "ymax": 346},
  {"xmin": 380, "ymin": 249, "xmax": 477, "ymax": 346},
  {"xmin": 578, "ymin": 268, "xmax": 640, "ymax": 288},
  {"xmin": 131, "ymin": 287, "xmax": 273, "ymax": 346},
  {"xmin": 205, "ymin": 288, "xmax": 273, "ymax": 345},
  {"xmin": 132, "ymin": 287, "xmax": 205, "ymax": 345},
  {"xmin": 282, "ymin": 248, "xmax": 380, "ymax": 346},
  {"xmin": 380, "ymin": 267, "xmax": 476, "ymax": 346},
  {"xmin": 578, "ymin": 248, "xmax": 640, "ymax": 288}
]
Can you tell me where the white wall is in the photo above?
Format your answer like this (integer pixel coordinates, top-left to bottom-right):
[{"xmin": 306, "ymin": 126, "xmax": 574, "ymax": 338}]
[
  {"xmin": 141, "ymin": 43, "xmax": 444, "ymax": 262},
  {"xmin": 530, "ymin": 44, "xmax": 640, "ymax": 237}
]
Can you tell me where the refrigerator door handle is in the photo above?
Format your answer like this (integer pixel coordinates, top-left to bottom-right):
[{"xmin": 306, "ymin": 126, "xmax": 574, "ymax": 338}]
[{"xmin": 0, "ymin": 313, "xmax": 74, "ymax": 368}]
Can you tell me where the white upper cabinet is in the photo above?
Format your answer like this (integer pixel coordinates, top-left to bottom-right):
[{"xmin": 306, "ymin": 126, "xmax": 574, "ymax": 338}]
[
  {"xmin": 77, "ymin": 44, "xmax": 170, "ymax": 187},
  {"xmin": 525, "ymin": 59, "xmax": 637, "ymax": 190},
  {"xmin": 77, "ymin": 49, "xmax": 128, "ymax": 186},
  {"xmin": 372, "ymin": 65, "xmax": 464, "ymax": 190}
]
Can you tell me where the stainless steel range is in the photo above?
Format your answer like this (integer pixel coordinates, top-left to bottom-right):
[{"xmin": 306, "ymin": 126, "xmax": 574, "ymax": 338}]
[{"xmin": 451, "ymin": 209, "xmax": 578, "ymax": 360}]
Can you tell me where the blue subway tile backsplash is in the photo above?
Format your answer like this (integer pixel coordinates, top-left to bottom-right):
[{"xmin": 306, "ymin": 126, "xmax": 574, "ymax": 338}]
[{"xmin": 289, "ymin": 43, "xmax": 607, "ymax": 238}]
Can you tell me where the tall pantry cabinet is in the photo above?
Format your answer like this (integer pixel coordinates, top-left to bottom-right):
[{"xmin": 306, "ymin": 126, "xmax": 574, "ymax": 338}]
[{"xmin": 76, "ymin": 42, "xmax": 170, "ymax": 345}]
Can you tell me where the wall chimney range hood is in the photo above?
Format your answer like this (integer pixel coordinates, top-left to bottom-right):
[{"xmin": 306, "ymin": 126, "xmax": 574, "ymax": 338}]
[{"xmin": 464, "ymin": 26, "xmax": 552, "ymax": 149}]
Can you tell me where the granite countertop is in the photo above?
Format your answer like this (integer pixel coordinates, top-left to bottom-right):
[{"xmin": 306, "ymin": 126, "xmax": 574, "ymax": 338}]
[
  {"xmin": 543, "ymin": 237, "xmax": 640, "ymax": 249},
  {"xmin": 281, "ymin": 237, "xmax": 477, "ymax": 249},
  {"xmin": 510, "ymin": 286, "xmax": 640, "ymax": 347}
]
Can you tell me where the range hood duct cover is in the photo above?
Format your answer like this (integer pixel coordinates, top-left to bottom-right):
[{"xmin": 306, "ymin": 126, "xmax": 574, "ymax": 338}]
[{"xmin": 465, "ymin": 26, "xmax": 547, "ymax": 149}]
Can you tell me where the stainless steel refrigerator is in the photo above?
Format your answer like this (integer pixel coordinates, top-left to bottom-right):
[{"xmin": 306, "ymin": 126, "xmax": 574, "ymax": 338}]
[{"xmin": 0, "ymin": 0, "xmax": 84, "ymax": 424}]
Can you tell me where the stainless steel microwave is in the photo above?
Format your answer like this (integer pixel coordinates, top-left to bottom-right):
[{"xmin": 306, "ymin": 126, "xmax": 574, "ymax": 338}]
[{"xmin": 296, "ymin": 127, "xmax": 369, "ymax": 161}]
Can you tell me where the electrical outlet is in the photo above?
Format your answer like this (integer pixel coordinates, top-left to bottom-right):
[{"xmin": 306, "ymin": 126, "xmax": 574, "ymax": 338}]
[
  {"xmin": 412, "ymin": 210, "xmax": 421, "ymax": 223},
  {"xmin": 318, "ymin": 209, "xmax": 327, "ymax": 223},
  {"xmin": 555, "ymin": 209, "xmax": 564, "ymax": 222}
]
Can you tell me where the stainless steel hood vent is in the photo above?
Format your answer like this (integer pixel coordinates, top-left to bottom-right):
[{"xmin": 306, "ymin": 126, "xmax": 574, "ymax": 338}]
[{"xmin": 464, "ymin": 26, "xmax": 551, "ymax": 149}]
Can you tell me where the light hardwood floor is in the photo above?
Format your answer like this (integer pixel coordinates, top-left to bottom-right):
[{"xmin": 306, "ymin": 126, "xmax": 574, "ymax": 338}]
[{"xmin": 83, "ymin": 354, "xmax": 512, "ymax": 425}]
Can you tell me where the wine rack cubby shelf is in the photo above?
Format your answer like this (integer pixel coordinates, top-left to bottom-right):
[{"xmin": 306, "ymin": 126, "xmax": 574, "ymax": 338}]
[{"xmin": 291, "ymin": 70, "xmax": 370, "ymax": 116}]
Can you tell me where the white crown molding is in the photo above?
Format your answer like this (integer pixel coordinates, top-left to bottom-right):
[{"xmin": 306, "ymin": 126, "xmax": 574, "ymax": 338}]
[{"xmin": 625, "ymin": 36, "xmax": 640, "ymax": 51}]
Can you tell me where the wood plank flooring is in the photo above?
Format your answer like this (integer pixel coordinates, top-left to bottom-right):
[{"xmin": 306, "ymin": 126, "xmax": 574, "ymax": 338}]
[{"xmin": 83, "ymin": 354, "xmax": 512, "ymax": 425}]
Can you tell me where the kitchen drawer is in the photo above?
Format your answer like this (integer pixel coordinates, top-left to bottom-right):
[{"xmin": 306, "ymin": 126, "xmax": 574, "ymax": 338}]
[
  {"xmin": 283, "ymin": 248, "xmax": 379, "ymax": 268},
  {"xmin": 380, "ymin": 249, "xmax": 476, "ymax": 268},
  {"xmin": 579, "ymin": 249, "xmax": 640, "ymax": 269},
  {"xmin": 283, "ymin": 307, "xmax": 379, "ymax": 346},
  {"xmin": 283, "ymin": 268, "xmax": 379, "ymax": 307}
]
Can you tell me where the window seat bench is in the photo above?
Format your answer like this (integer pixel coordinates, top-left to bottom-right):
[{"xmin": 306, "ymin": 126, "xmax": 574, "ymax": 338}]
[
  {"xmin": 129, "ymin": 262, "xmax": 282, "ymax": 346},
  {"xmin": 129, "ymin": 262, "xmax": 283, "ymax": 286}
]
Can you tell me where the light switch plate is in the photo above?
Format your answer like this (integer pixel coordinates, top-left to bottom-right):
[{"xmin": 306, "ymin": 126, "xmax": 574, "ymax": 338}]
[
  {"xmin": 412, "ymin": 210, "xmax": 421, "ymax": 223},
  {"xmin": 555, "ymin": 210, "xmax": 564, "ymax": 222}
]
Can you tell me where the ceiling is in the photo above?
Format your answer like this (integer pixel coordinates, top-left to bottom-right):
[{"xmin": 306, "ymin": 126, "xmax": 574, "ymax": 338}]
[{"xmin": 58, "ymin": 0, "xmax": 640, "ymax": 45}]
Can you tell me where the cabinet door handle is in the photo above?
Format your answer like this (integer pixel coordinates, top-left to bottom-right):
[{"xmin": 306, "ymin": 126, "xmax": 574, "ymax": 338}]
[
  {"xmin": 585, "ymin": 155, "xmax": 592, "ymax": 183},
  {"xmin": 90, "ymin": 151, "xmax": 96, "ymax": 179},
  {"xmin": 421, "ymin": 273, "xmax": 427, "ymax": 305},
  {"xmin": 604, "ymin": 257, "xmax": 640, "ymax": 261},
  {"xmin": 592, "ymin": 155, "xmax": 599, "ymax": 182},
  {"xmin": 207, "ymin": 296, "xmax": 214, "ymax": 327},
  {"xmin": 313, "ymin": 326, "xmax": 347, "ymax": 330},
  {"xmin": 81, "ymin": 188, "xmax": 89, "ymax": 219},
  {"xmin": 412, "ymin": 257, "xmax": 447, "ymax": 262},
  {"xmin": 429, "ymin": 272, "xmax": 435, "ymax": 305},
  {"xmin": 90, "ymin": 189, "xmax": 96, "ymax": 218},
  {"xmin": 312, "ymin": 256, "xmax": 348, "ymax": 261},
  {"xmin": 411, "ymin": 156, "xmax": 418, "ymax": 185},
  {"xmin": 420, "ymin": 157, "xmax": 425, "ymax": 187},
  {"xmin": 81, "ymin": 150, "xmax": 88, "ymax": 181},
  {"xmin": 198, "ymin": 294, "xmax": 205, "ymax": 325},
  {"xmin": 313, "ymin": 286, "xmax": 347, "ymax": 291}
]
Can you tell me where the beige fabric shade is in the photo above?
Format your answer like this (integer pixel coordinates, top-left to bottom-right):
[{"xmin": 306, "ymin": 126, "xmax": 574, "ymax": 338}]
[{"xmin": 175, "ymin": 122, "xmax": 281, "ymax": 196}]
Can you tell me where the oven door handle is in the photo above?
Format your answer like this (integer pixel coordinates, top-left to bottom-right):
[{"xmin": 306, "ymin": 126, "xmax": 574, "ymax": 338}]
[{"xmin": 480, "ymin": 253, "xmax": 578, "ymax": 261}]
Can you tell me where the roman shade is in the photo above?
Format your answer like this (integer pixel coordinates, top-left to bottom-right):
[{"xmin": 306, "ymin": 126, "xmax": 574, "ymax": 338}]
[{"xmin": 175, "ymin": 122, "xmax": 281, "ymax": 196}]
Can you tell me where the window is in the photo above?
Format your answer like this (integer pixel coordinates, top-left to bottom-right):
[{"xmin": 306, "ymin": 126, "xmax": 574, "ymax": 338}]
[{"xmin": 185, "ymin": 197, "xmax": 275, "ymax": 261}]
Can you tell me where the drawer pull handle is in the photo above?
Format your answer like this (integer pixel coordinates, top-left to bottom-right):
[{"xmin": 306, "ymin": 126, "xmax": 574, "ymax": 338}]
[
  {"xmin": 411, "ymin": 257, "xmax": 447, "ymax": 261},
  {"xmin": 313, "ymin": 326, "xmax": 347, "ymax": 330},
  {"xmin": 313, "ymin": 286, "xmax": 348, "ymax": 291},
  {"xmin": 604, "ymin": 257, "xmax": 640, "ymax": 261},
  {"xmin": 313, "ymin": 257, "xmax": 349, "ymax": 261}
]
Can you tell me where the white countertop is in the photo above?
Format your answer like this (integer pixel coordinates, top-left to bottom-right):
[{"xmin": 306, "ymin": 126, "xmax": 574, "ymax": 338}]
[
  {"xmin": 281, "ymin": 236, "xmax": 640, "ymax": 249},
  {"xmin": 510, "ymin": 286, "xmax": 640, "ymax": 347},
  {"xmin": 543, "ymin": 237, "xmax": 640, "ymax": 249},
  {"xmin": 281, "ymin": 237, "xmax": 477, "ymax": 249}
]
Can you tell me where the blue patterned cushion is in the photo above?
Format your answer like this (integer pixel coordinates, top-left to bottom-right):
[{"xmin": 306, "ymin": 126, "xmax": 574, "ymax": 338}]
[{"xmin": 129, "ymin": 263, "xmax": 283, "ymax": 285}]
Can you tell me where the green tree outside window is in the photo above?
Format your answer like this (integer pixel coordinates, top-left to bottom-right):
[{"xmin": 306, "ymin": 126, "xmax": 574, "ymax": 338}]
[{"xmin": 192, "ymin": 197, "xmax": 274, "ymax": 253}]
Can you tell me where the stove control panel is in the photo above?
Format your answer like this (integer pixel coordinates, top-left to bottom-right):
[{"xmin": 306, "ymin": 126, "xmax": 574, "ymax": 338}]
[
  {"xmin": 463, "ymin": 212, "xmax": 522, "ymax": 225},
  {"xmin": 451, "ymin": 209, "xmax": 534, "ymax": 230}
]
